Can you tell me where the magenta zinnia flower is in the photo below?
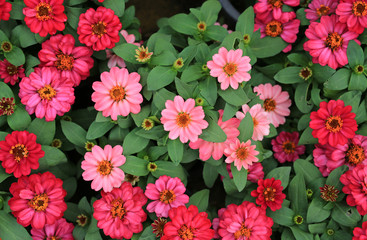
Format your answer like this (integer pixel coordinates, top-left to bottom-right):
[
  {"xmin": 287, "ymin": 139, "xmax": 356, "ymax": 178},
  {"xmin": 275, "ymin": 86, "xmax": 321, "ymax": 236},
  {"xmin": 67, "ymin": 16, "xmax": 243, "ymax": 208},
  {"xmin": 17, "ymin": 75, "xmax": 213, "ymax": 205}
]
[
  {"xmin": 92, "ymin": 67, "xmax": 143, "ymax": 121},
  {"xmin": 31, "ymin": 218, "xmax": 74, "ymax": 240},
  {"xmin": 160, "ymin": 95, "xmax": 208, "ymax": 143},
  {"xmin": 305, "ymin": 0, "xmax": 338, "ymax": 22},
  {"xmin": 336, "ymin": 0, "xmax": 367, "ymax": 34},
  {"xmin": 313, "ymin": 143, "xmax": 338, "ymax": 176},
  {"xmin": 0, "ymin": 0, "xmax": 11, "ymax": 21},
  {"xmin": 254, "ymin": 0, "xmax": 300, "ymax": 21},
  {"xmin": 224, "ymin": 139, "xmax": 259, "ymax": 171},
  {"xmin": 353, "ymin": 221, "xmax": 367, "ymax": 239},
  {"xmin": 224, "ymin": 162, "xmax": 264, "ymax": 183},
  {"xmin": 272, "ymin": 131, "xmax": 305, "ymax": 163},
  {"xmin": 207, "ymin": 47, "xmax": 251, "ymax": 90},
  {"xmin": 0, "ymin": 59, "xmax": 25, "ymax": 85}
]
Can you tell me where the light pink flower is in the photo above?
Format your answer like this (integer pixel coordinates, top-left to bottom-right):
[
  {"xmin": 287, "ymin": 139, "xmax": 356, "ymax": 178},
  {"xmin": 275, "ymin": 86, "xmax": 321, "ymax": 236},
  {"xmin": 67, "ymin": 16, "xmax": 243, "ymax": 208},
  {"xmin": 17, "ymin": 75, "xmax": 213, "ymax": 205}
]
[
  {"xmin": 305, "ymin": 0, "xmax": 338, "ymax": 22},
  {"xmin": 81, "ymin": 145, "xmax": 126, "ymax": 192},
  {"xmin": 224, "ymin": 139, "xmax": 259, "ymax": 171},
  {"xmin": 92, "ymin": 67, "xmax": 143, "ymax": 121},
  {"xmin": 336, "ymin": 0, "xmax": 367, "ymax": 34},
  {"xmin": 253, "ymin": 83, "xmax": 291, "ymax": 128},
  {"xmin": 207, "ymin": 47, "xmax": 251, "ymax": 90},
  {"xmin": 254, "ymin": 0, "xmax": 300, "ymax": 21},
  {"xmin": 31, "ymin": 218, "xmax": 74, "ymax": 240},
  {"xmin": 272, "ymin": 131, "xmax": 305, "ymax": 163},
  {"xmin": 189, "ymin": 110, "xmax": 240, "ymax": 161},
  {"xmin": 144, "ymin": 175, "xmax": 189, "ymax": 218},
  {"xmin": 160, "ymin": 95, "xmax": 208, "ymax": 143}
]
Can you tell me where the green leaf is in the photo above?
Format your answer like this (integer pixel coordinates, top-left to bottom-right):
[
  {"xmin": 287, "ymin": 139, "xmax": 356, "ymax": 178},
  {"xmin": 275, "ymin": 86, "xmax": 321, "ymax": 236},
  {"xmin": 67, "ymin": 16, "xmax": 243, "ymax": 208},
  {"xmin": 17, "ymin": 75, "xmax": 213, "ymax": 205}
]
[
  {"xmin": 120, "ymin": 156, "xmax": 149, "ymax": 176},
  {"xmin": 199, "ymin": 117, "xmax": 226, "ymax": 143},
  {"xmin": 298, "ymin": 127, "xmax": 318, "ymax": 145},
  {"xmin": 331, "ymin": 202, "xmax": 361, "ymax": 227},
  {"xmin": 38, "ymin": 146, "xmax": 67, "ymax": 170},
  {"xmin": 152, "ymin": 88, "xmax": 176, "ymax": 110},
  {"xmin": 169, "ymin": 13, "xmax": 197, "ymax": 35},
  {"xmin": 113, "ymin": 43, "xmax": 139, "ymax": 63},
  {"xmin": 200, "ymin": 0, "xmax": 221, "ymax": 25},
  {"xmin": 236, "ymin": 7, "xmax": 254, "ymax": 36},
  {"xmin": 288, "ymin": 175, "xmax": 308, "ymax": 217},
  {"xmin": 0, "ymin": 82, "xmax": 14, "ymax": 98},
  {"xmin": 349, "ymin": 72, "xmax": 367, "ymax": 91},
  {"xmin": 250, "ymin": 36, "xmax": 288, "ymax": 58},
  {"xmin": 152, "ymin": 161, "xmax": 187, "ymax": 185},
  {"xmin": 4, "ymin": 46, "xmax": 25, "ymax": 66},
  {"xmin": 199, "ymin": 77, "xmax": 217, "ymax": 106},
  {"xmin": 86, "ymin": 121, "xmax": 114, "ymax": 140},
  {"xmin": 0, "ymin": 167, "xmax": 11, "ymax": 184},
  {"xmin": 339, "ymin": 90, "xmax": 361, "ymax": 115},
  {"xmin": 267, "ymin": 206, "xmax": 295, "ymax": 227},
  {"xmin": 175, "ymin": 78, "xmax": 196, "ymax": 99},
  {"xmin": 138, "ymin": 226, "xmax": 156, "ymax": 240},
  {"xmin": 64, "ymin": 7, "xmax": 83, "ymax": 30},
  {"xmin": 7, "ymin": 105, "xmax": 31, "ymax": 131},
  {"xmin": 167, "ymin": 138, "xmax": 184, "ymax": 165},
  {"xmin": 295, "ymin": 82, "xmax": 314, "ymax": 113},
  {"xmin": 290, "ymin": 227, "xmax": 314, "ymax": 240},
  {"xmin": 151, "ymin": 51, "xmax": 176, "ymax": 66},
  {"xmin": 103, "ymin": 0, "xmax": 125, "ymax": 17},
  {"xmin": 181, "ymin": 64, "xmax": 204, "ymax": 83},
  {"xmin": 0, "ymin": 211, "xmax": 32, "ymax": 240},
  {"xmin": 312, "ymin": 64, "xmax": 335, "ymax": 84},
  {"xmin": 308, "ymin": 223, "xmax": 327, "ymax": 234},
  {"xmin": 307, "ymin": 197, "xmax": 331, "ymax": 223},
  {"xmin": 131, "ymin": 105, "xmax": 150, "ymax": 127},
  {"xmin": 274, "ymin": 67, "xmax": 304, "ymax": 84},
  {"xmin": 297, "ymin": 114, "xmax": 310, "ymax": 131},
  {"xmin": 347, "ymin": 40, "xmax": 364, "ymax": 67},
  {"xmin": 237, "ymin": 113, "xmax": 253, "ymax": 142},
  {"xmin": 287, "ymin": 53, "xmax": 310, "ymax": 66},
  {"xmin": 11, "ymin": 25, "xmax": 37, "ymax": 48},
  {"xmin": 296, "ymin": 8, "xmax": 310, "ymax": 26},
  {"xmin": 27, "ymin": 118, "xmax": 55, "ymax": 145},
  {"xmin": 231, "ymin": 164, "xmax": 247, "ymax": 192},
  {"xmin": 323, "ymin": 68, "xmax": 350, "ymax": 90},
  {"xmin": 218, "ymin": 87, "xmax": 249, "ymax": 107},
  {"xmin": 63, "ymin": 177, "xmax": 77, "ymax": 201},
  {"xmin": 266, "ymin": 167, "xmax": 291, "ymax": 189},
  {"xmin": 188, "ymin": 189, "xmax": 210, "ymax": 212},
  {"xmin": 61, "ymin": 120, "xmax": 87, "ymax": 147},
  {"xmin": 205, "ymin": 25, "xmax": 228, "ymax": 42},
  {"xmin": 66, "ymin": 0, "xmax": 87, "ymax": 6},
  {"xmin": 294, "ymin": 159, "xmax": 323, "ymax": 185},
  {"xmin": 203, "ymin": 162, "xmax": 219, "ymax": 188},
  {"xmin": 147, "ymin": 66, "xmax": 177, "ymax": 91},
  {"xmin": 222, "ymin": 103, "xmax": 237, "ymax": 122},
  {"xmin": 326, "ymin": 165, "xmax": 348, "ymax": 191},
  {"xmin": 78, "ymin": 196, "xmax": 92, "ymax": 215},
  {"xmin": 122, "ymin": 128, "xmax": 150, "ymax": 155}
]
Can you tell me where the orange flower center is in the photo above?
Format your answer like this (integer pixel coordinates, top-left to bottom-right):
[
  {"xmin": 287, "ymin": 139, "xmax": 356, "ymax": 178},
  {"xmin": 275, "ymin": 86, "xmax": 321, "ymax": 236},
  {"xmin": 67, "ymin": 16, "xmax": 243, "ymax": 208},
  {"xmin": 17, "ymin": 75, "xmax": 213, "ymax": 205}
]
[
  {"xmin": 197, "ymin": 21, "xmax": 207, "ymax": 32},
  {"xmin": 263, "ymin": 98, "xmax": 276, "ymax": 112},
  {"xmin": 325, "ymin": 32, "xmax": 343, "ymax": 51},
  {"xmin": 91, "ymin": 21, "xmax": 107, "ymax": 37},
  {"xmin": 223, "ymin": 63, "xmax": 238, "ymax": 76},
  {"xmin": 234, "ymin": 223, "xmax": 251, "ymax": 239},
  {"xmin": 265, "ymin": 20, "xmax": 283, "ymax": 37},
  {"xmin": 135, "ymin": 46, "xmax": 153, "ymax": 63},
  {"xmin": 28, "ymin": 193, "xmax": 49, "ymax": 211},
  {"xmin": 268, "ymin": 0, "xmax": 283, "ymax": 8},
  {"xmin": 9, "ymin": 144, "xmax": 29, "ymax": 162},
  {"xmin": 282, "ymin": 141, "xmax": 296, "ymax": 154},
  {"xmin": 38, "ymin": 85, "xmax": 57, "ymax": 101},
  {"xmin": 110, "ymin": 198, "xmax": 126, "ymax": 219},
  {"xmin": 325, "ymin": 116, "xmax": 343, "ymax": 133},
  {"xmin": 263, "ymin": 187, "xmax": 276, "ymax": 201},
  {"xmin": 6, "ymin": 64, "xmax": 18, "ymax": 76},
  {"xmin": 253, "ymin": 117, "xmax": 259, "ymax": 127},
  {"xmin": 97, "ymin": 160, "xmax": 113, "ymax": 175},
  {"xmin": 346, "ymin": 143, "xmax": 365, "ymax": 165},
  {"xmin": 55, "ymin": 53, "xmax": 74, "ymax": 71},
  {"xmin": 353, "ymin": 1, "xmax": 367, "ymax": 16},
  {"xmin": 236, "ymin": 147, "xmax": 249, "ymax": 160},
  {"xmin": 316, "ymin": 4, "xmax": 330, "ymax": 16},
  {"xmin": 109, "ymin": 86, "xmax": 126, "ymax": 102},
  {"xmin": 178, "ymin": 225, "xmax": 195, "ymax": 240},
  {"xmin": 159, "ymin": 190, "xmax": 176, "ymax": 204},
  {"xmin": 176, "ymin": 112, "xmax": 191, "ymax": 128},
  {"xmin": 35, "ymin": 2, "xmax": 53, "ymax": 21},
  {"xmin": 49, "ymin": 237, "xmax": 61, "ymax": 240}
]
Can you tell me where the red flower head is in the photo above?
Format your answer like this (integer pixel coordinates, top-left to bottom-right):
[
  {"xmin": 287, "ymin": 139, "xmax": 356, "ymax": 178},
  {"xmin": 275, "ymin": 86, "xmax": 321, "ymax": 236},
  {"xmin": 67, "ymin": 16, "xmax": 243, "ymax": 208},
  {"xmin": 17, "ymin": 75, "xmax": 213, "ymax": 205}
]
[
  {"xmin": 336, "ymin": 0, "xmax": 367, "ymax": 34},
  {"xmin": 254, "ymin": 0, "xmax": 300, "ymax": 21},
  {"xmin": 161, "ymin": 205, "xmax": 214, "ymax": 240},
  {"xmin": 8, "ymin": 172, "xmax": 67, "ymax": 229},
  {"xmin": 77, "ymin": 6, "xmax": 122, "ymax": 51},
  {"xmin": 0, "ymin": 0, "xmax": 12, "ymax": 21},
  {"xmin": 310, "ymin": 100, "xmax": 357, "ymax": 146},
  {"xmin": 31, "ymin": 218, "xmax": 74, "ymax": 240},
  {"xmin": 23, "ymin": 0, "xmax": 67, "ymax": 37},
  {"xmin": 0, "ymin": 59, "xmax": 25, "ymax": 85},
  {"xmin": 0, "ymin": 131, "xmax": 44, "ymax": 178},
  {"xmin": 251, "ymin": 177, "xmax": 286, "ymax": 211},
  {"xmin": 272, "ymin": 131, "xmax": 305, "ymax": 163},
  {"xmin": 353, "ymin": 221, "xmax": 367, "ymax": 239},
  {"xmin": 0, "ymin": 97, "xmax": 15, "ymax": 116}
]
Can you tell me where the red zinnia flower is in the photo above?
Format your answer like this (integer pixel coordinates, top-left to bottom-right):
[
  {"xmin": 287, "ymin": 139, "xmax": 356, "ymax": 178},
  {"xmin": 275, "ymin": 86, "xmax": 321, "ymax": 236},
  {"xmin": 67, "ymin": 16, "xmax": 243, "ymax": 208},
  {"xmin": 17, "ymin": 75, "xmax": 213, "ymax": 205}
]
[
  {"xmin": 77, "ymin": 6, "xmax": 122, "ymax": 51},
  {"xmin": 38, "ymin": 34, "xmax": 94, "ymax": 87},
  {"xmin": 23, "ymin": 0, "xmax": 67, "ymax": 37},
  {"xmin": 161, "ymin": 205, "xmax": 214, "ymax": 240},
  {"xmin": 0, "ymin": 131, "xmax": 44, "ymax": 178},
  {"xmin": 310, "ymin": 100, "xmax": 357, "ymax": 146},
  {"xmin": 251, "ymin": 177, "xmax": 286, "ymax": 211},
  {"xmin": 336, "ymin": 0, "xmax": 367, "ymax": 34},
  {"xmin": 353, "ymin": 221, "xmax": 367, "ymax": 239},
  {"xmin": 272, "ymin": 131, "xmax": 305, "ymax": 163},
  {"xmin": 152, "ymin": 218, "xmax": 168, "ymax": 238},
  {"xmin": 0, "ymin": 59, "xmax": 25, "ymax": 85},
  {"xmin": 8, "ymin": 172, "xmax": 67, "ymax": 229},
  {"xmin": 0, "ymin": 0, "xmax": 11, "ymax": 21},
  {"xmin": 320, "ymin": 184, "xmax": 339, "ymax": 202}
]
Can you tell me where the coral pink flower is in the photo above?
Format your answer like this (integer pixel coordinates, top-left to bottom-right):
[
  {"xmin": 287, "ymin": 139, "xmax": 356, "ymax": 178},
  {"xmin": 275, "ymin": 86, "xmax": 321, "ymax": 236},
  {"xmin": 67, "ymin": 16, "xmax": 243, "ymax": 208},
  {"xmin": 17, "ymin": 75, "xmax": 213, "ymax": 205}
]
[
  {"xmin": 353, "ymin": 221, "xmax": 367, "ymax": 239},
  {"xmin": 8, "ymin": 172, "xmax": 67, "ymax": 229},
  {"xmin": 313, "ymin": 143, "xmax": 338, "ymax": 176},
  {"xmin": 272, "ymin": 131, "xmax": 305, "ymax": 163},
  {"xmin": 224, "ymin": 162, "xmax": 264, "ymax": 183},
  {"xmin": 224, "ymin": 139, "xmax": 259, "ymax": 171},
  {"xmin": 217, "ymin": 201, "xmax": 273, "ymax": 239},
  {"xmin": 81, "ymin": 145, "xmax": 126, "ymax": 192},
  {"xmin": 207, "ymin": 47, "xmax": 251, "ymax": 90},
  {"xmin": 38, "ymin": 34, "xmax": 94, "ymax": 87},
  {"xmin": 19, "ymin": 67, "xmax": 75, "ymax": 121},
  {"xmin": 0, "ymin": 0, "xmax": 11, "ymax": 21},
  {"xmin": 189, "ymin": 110, "xmax": 240, "ymax": 161},
  {"xmin": 236, "ymin": 104, "xmax": 270, "ymax": 141},
  {"xmin": 93, "ymin": 182, "xmax": 147, "ymax": 239},
  {"xmin": 310, "ymin": 100, "xmax": 357, "ymax": 146},
  {"xmin": 161, "ymin": 205, "xmax": 214, "ymax": 240},
  {"xmin": 77, "ymin": 6, "xmax": 122, "ymax": 51},
  {"xmin": 0, "ymin": 59, "xmax": 25, "ymax": 85},
  {"xmin": 144, "ymin": 175, "xmax": 189, "ymax": 218},
  {"xmin": 254, "ymin": 0, "xmax": 300, "ymax": 21},
  {"xmin": 251, "ymin": 178, "xmax": 286, "ymax": 211},
  {"xmin": 0, "ymin": 131, "xmax": 44, "ymax": 178},
  {"xmin": 340, "ymin": 164, "xmax": 367, "ymax": 215},
  {"xmin": 161, "ymin": 95, "xmax": 208, "ymax": 143},
  {"xmin": 31, "ymin": 218, "xmax": 74, "ymax": 240},
  {"xmin": 23, "ymin": 0, "xmax": 67, "ymax": 37},
  {"xmin": 305, "ymin": 0, "xmax": 338, "ymax": 22},
  {"xmin": 336, "ymin": 0, "xmax": 367, "ymax": 34},
  {"xmin": 253, "ymin": 83, "xmax": 291, "ymax": 128},
  {"xmin": 304, "ymin": 15, "xmax": 359, "ymax": 69},
  {"xmin": 92, "ymin": 67, "xmax": 143, "ymax": 121}
]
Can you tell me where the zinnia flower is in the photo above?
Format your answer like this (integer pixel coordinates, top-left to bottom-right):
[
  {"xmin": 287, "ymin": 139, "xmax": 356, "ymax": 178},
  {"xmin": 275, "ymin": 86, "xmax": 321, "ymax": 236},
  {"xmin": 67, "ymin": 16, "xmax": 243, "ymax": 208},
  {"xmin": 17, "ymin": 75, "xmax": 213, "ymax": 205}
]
[
  {"xmin": 23, "ymin": 0, "xmax": 67, "ymax": 37},
  {"xmin": 305, "ymin": 0, "xmax": 338, "ymax": 22},
  {"xmin": 336, "ymin": 0, "xmax": 367, "ymax": 34},
  {"xmin": 92, "ymin": 67, "xmax": 143, "ymax": 121},
  {"xmin": 31, "ymin": 218, "xmax": 74, "ymax": 240},
  {"xmin": 320, "ymin": 184, "xmax": 339, "ymax": 202},
  {"xmin": 0, "ymin": 97, "xmax": 15, "ymax": 116},
  {"xmin": 304, "ymin": 15, "xmax": 359, "ymax": 69},
  {"xmin": 160, "ymin": 95, "xmax": 208, "ymax": 143},
  {"xmin": 93, "ymin": 182, "xmax": 147, "ymax": 239},
  {"xmin": 224, "ymin": 162, "xmax": 264, "ymax": 183},
  {"xmin": 77, "ymin": 6, "xmax": 122, "ymax": 51},
  {"xmin": 207, "ymin": 47, "xmax": 251, "ymax": 90},
  {"xmin": 38, "ymin": 34, "xmax": 94, "ymax": 87},
  {"xmin": 0, "ymin": 59, "xmax": 25, "ymax": 85},
  {"xmin": 224, "ymin": 139, "xmax": 259, "ymax": 171},
  {"xmin": 254, "ymin": 0, "xmax": 300, "ymax": 21},
  {"xmin": 189, "ymin": 110, "xmax": 240, "ymax": 161},
  {"xmin": 0, "ymin": 131, "xmax": 44, "ymax": 178},
  {"xmin": 8, "ymin": 172, "xmax": 67, "ymax": 229},
  {"xmin": 353, "ymin": 221, "xmax": 367, "ymax": 239},
  {"xmin": 145, "ymin": 175, "xmax": 189, "ymax": 218},
  {"xmin": 253, "ymin": 83, "xmax": 291, "ymax": 128},
  {"xmin": 152, "ymin": 218, "xmax": 168, "ymax": 238},
  {"xmin": 251, "ymin": 177, "xmax": 286, "ymax": 211},
  {"xmin": 310, "ymin": 100, "xmax": 357, "ymax": 146},
  {"xmin": 161, "ymin": 205, "xmax": 214, "ymax": 240},
  {"xmin": 0, "ymin": 0, "xmax": 11, "ymax": 21},
  {"xmin": 313, "ymin": 143, "xmax": 339, "ymax": 177},
  {"xmin": 236, "ymin": 104, "xmax": 270, "ymax": 141},
  {"xmin": 272, "ymin": 131, "xmax": 305, "ymax": 163},
  {"xmin": 81, "ymin": 144, "xmax": 126, "ymax": 192}
]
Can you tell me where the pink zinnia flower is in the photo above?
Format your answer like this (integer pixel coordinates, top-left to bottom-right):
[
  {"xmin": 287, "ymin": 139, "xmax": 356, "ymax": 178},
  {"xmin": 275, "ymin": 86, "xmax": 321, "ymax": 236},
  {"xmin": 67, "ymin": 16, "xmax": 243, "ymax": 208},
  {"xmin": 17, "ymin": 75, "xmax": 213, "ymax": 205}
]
[
  {"xmin": 81, "ymin": 144, "xmax": 126, "ymax": 192},
  {"xmin": 160, "ymin": 95, "xmax": 208, "ymax": 143},
  {"xmin": 31, "ymin": 218, "xmax": 74, "ymax": 240},
  {"xmin": 313, "ymin": 143, "xmax": 338, "ymax": 176},
  {"xmin": 305, "ymin": 0, "xmax": 338, "ymax": 22},
  {"xmin": 38, "ymin": 34, "xmax": 94, "ymax": 87},
  {"xmin": 0, "ymin": 59, "xmax": 25, "ymax": 85},
  {"xmin": 251, "ymin": 178, "xmax": 286, "ymax": 211},
  {"xmin": 19, "ymin": 67, "xmax": 75, "ymax": 122},
  {"xmin": 236, "ymin": 104, "xmax": 270, "ymax": 141},
  {"xmin": 0, "ymin": 0, "xmax": 11, "ymax": 21},
  {"xmin": 207, "ymin": 47, "xmax": 251, "ymax": 90},
  {"xmin": 253, "ymin": 83, "xmax": 291, "ymax": 128},
  {"xmin": 92, "ymin": 67, "xmax": 143, "ymax": 121},
  {"xmin": 254, "ymin": 0, "xmax": 300, "ymax": 21},
  {"xmin": 224, "ymin": 139, "xmax": 259, "ymax": 171},
  {"xmin": 93, "ymin": 182, "xmax": 147, "ymax": 239},
  {"xmin": 224, "ymin": 162, "xmax": 264, "ymax": 183},
  {"xmin": 189, "ymin": 110, "xmax": 240, "ymax": 161},
  {"xmin": 353, "ymin": 221, "xmax": 367, "ymax": 239},
  {"xmin": 304, "ymin": 15, "xmax": 359, "ymax": 69},
  {"xmin": 336, "ymin": 0, "xmax": 367, "ymax": 34},
  {"xmin": 272, "ymin": 131, "xmax": 305, "ymax": 163},
  {"xmin": 144, "ymin": 175, "xmax": 189, "ymax": 218}
]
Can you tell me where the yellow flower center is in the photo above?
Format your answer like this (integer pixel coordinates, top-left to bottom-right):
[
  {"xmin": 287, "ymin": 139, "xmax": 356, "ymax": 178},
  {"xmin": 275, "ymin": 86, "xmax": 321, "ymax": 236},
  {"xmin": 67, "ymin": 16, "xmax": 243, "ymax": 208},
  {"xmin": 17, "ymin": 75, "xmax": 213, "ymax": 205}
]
[
  {"xmin": 223, "ymin": 63, "xmax": 238, "ymax": 76},
  {"xmin": 325, "ymin": 116, "xmax": 343, "ymax": 133},
  {"xmin": 263, "ymin": 98, "xmax": 276, "ymax": 112},
  {"xmin": 353, "ymin": 1, "xmax": 367, "ymax": 16},
  {"xmin": 178, "ymin": 225, "xmax": 195, "ymax": 240},
  {"xmin": 55, "ymin": 53, "xmax": 74, "ymax": 71},
  {"xmin": 9, "ymin": 144, "xmax": 29, "ymax": 162},
  {"xmin": 236, "ymin": 147, "xmax": 249, "ymax": 160},
  {"xmin": 109, "ymin": 86, "xmax": 126, "ymax": 102},
  {"xmin": 282, "ymin": 141, "xmax": 296, "ymax": 154},
  {"xmin": 110, "ymin": 198, "xmax": 126, "ymax": 219},
  {"xmin": 97, "ymin": 160, "xmax": 113, "ymax": 175},
  {"xmin": 159, "ymin": 190, "xmax": 176, "ymax": 204},
  {"xmin": 234, "ymin": 223, "xmax": 251, "ymax": 239},
  {"xmin": 346, "ymin": 143, "xmax": 365, "ymax": 165},
  {"xmin": 28, "ymin": 193, "xmax": 49, "ymax": 211},
  {"xmin": 176, "ymin": 112, "xmax": 191, "ymax": 128},
  {"xmin": 325, "ymin": 32, "xmax": 343, "ymax": 51},
  {"xmin": 91, "ymin": 21, "xmax": 107, "ymax": 37},
  {"xmin": 265, "ymin": 20, "xmax": 283, "ymax": 37},
  {"xmin": 35, "ymin": 2, "xmax": 53, "ymax": 21},
  {"xmin": 263, "ymin": 187, "xmax": 276, "ymax": 201},
  {"xmin": 38, "ymin": 85, "xmax": 57, "ymax": 101},
  {"xmin": 316, "ymin": 5, "xmax": 330, "ymax": 16}
]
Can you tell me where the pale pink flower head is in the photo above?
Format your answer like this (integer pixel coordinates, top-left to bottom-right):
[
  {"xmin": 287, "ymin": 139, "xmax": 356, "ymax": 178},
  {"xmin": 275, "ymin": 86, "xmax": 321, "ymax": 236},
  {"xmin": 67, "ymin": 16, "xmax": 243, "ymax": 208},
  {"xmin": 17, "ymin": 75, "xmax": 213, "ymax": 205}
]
[
  {"xmin": 189, "ymin": 110, "xmax": 240, "ymax": 161},
  {"xmin": 224, "ymin": 139, "xmax": 259, "ymax": 171},
  {"xmin": 31, "ymin": 218, "xmax": 74, "ymax": 240},
  {"xmin": 207, "ymin": 47, "xmax": 251, "ymax": 90},
  {"xmin": 305, "ymin": 0, "xmax": 338, "ymax": 22},
  {"xmin": 272, "ymin": 131, "xmax": 305, "ymax": 163},
  {"xmin": 81, "ymin": 144, "xmax": 126, "ymax": 192},
  {"xmin": 253, "ymin": 83, "xmax": 291, "ymax": 128},
  {"xmin": 336, "ymin": 0, "xmax": 367, "ymax": 34},
  {"xmin": 236, "ymin": 104, "xmax": 270, "ymax": 141},
  {"xmin": 92, "ymin": 67, "xmax": 143, "ymax": 121},
  {"xmin": 254, "ymin": 0, "xmax": 300, "ymax": 21},
  {"xmin": 144, "ymin": 175, "xmax": 189, "ymax": 218},
  {"xmin": 160, "ymin": 95, "xmax": 208, "ymax": 143}
]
